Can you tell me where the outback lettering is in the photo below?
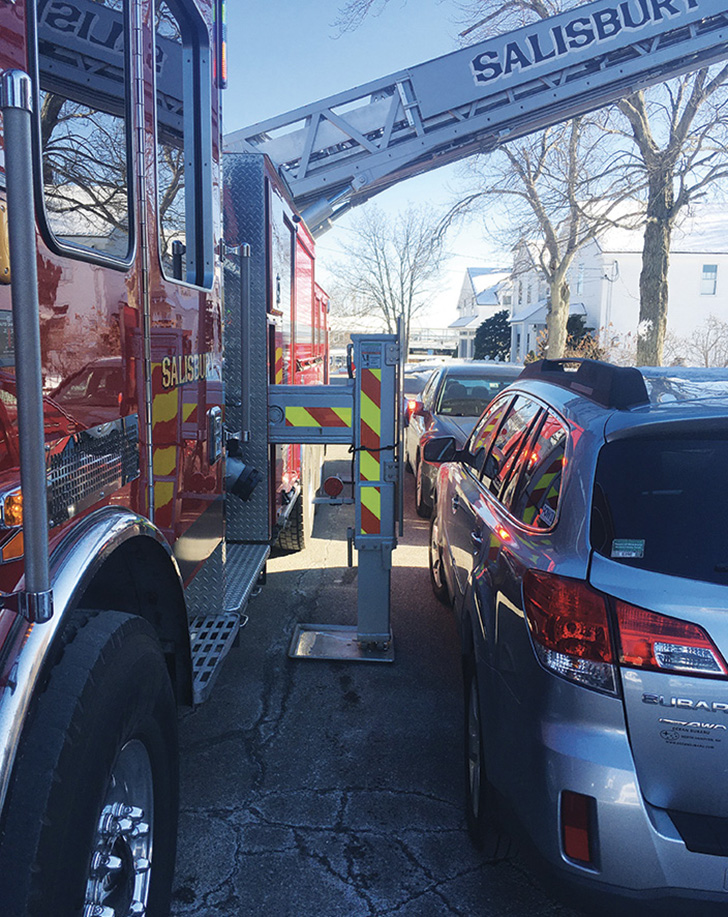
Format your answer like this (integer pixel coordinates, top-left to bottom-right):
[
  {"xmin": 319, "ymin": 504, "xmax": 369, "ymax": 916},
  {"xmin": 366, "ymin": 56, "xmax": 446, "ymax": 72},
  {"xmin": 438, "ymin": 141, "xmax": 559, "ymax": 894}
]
[{"xmin": 470, "ymin": 0, "xmax": 701, "ymax": 85}]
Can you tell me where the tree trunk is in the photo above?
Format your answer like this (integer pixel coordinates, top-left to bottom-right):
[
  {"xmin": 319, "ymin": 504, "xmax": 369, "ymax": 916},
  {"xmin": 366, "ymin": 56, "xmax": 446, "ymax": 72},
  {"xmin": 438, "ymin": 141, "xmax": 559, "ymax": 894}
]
[
  {"xmin": 545, "ymin": 268, "xmax": 570, "ymax": 358},
  {"xmin": 636, "ymin": 170, "xmax": 674, "ymax": 366}
]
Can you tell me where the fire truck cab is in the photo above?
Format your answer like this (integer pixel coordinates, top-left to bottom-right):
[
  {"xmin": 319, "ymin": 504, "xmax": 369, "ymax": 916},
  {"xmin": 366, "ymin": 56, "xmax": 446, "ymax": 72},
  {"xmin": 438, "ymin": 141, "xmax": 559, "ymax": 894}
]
[{"xmin": 0, "ymin": 1, "xmax": 328, "ymax": 913}]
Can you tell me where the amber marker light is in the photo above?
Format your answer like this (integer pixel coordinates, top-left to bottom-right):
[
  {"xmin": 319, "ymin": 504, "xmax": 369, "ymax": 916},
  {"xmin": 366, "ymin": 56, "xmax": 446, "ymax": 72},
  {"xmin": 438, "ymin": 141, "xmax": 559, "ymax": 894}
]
[
  {"xmin": 495, "ymin": 523, "xmax": 511, "ymax": 543},
  {"xmin": 2, "ymin": 490, "xmax": 23, "ymax": 527}
]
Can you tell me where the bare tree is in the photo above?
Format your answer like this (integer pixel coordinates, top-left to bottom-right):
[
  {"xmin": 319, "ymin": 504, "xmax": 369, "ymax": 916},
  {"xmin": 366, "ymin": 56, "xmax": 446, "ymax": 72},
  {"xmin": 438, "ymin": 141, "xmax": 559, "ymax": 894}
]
[
  {"xmin": 616, "ymin": 73, "xmax": 728, "ymax": 364},
  {"xmin": 338, "ymin": 0, "xmax": 728, "ymax": 365},
  {"xmin": 666, "ymin": 315, "xmax": 728, "ymax": 368},
  {"xmin": 444, "ymin": 116, "xmax": 637, "ymax": 357},
  {"xmin": 333, "ymin": 205, "xmax": 445, "ymax": 356}
]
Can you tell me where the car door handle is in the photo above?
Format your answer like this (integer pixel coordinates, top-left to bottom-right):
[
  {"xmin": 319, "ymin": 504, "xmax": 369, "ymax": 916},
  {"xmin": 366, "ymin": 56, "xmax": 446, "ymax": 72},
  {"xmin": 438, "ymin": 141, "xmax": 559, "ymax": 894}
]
[{"xmin": 470, "ymin": 529, "xmax": 484, "ymax": 549}]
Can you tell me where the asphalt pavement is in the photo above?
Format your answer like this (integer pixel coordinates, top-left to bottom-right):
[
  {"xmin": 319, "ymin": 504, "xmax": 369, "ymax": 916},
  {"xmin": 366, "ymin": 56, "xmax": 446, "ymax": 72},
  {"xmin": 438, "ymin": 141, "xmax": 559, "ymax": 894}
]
[{"xmin": 170, "ymin": 452, "xmax": 586, "ymax": 917}]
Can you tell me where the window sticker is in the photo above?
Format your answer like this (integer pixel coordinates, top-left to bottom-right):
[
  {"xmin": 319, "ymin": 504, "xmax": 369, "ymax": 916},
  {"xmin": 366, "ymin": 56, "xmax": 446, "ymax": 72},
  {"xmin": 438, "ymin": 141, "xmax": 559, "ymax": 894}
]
[{"xmin": 612, "ymin": 538, "xmax": 645, "ymax": 559}]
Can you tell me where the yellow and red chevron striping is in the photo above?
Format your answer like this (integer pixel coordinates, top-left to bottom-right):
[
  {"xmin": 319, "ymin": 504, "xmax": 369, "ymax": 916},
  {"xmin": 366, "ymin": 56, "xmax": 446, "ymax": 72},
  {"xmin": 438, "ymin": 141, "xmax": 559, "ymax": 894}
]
[
  {"xmin": 360, "ymin": 486, "xmax": 381, "ymax": 535},
  {"xmin": 359, "ymin": 368, "xmax": 382, "ymax": 483},
  {"xmin": 285, "ymin": 406, "xmax": 351, "ymax": 428}
]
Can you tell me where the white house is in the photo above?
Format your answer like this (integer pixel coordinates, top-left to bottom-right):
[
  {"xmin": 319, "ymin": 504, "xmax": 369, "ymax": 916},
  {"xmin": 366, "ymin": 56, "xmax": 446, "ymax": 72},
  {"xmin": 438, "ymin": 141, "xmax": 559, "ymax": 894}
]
[
  {"xmin": 449, "ymin": 267, "xmax": 512, "ymax": 358},
  {"xmin": 507, "ymin": 203, "xmax": 728, "ymax": 363}
]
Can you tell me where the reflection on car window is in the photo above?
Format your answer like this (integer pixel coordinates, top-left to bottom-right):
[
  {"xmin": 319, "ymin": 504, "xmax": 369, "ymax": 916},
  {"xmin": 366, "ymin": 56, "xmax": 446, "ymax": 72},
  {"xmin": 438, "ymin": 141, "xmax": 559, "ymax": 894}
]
[
  {"xmin": 468, "ymin": 398, "xmax": 509, "ymax": 474},
  {"xmin": 483, "ymin": 396, "xmax": 540, "ymax": 497},
  {"xmin": 510, "ymin": 412, "xmax": 567, "ymax": 527}
]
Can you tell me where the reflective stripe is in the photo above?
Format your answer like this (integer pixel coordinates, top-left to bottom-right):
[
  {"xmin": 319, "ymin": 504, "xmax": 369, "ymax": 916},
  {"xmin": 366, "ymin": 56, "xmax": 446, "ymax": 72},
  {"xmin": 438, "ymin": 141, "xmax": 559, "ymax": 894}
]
[
  {"xmin": 153, "ymin": 446, "xmax": 177, "ymax": 477},
  {"xmin": 361, "ymin": 486, "xmax": 381, "ymax": 534},
  {"xmin": 285, "ymin": 405, "xmax": 353, "ymax": 428}
]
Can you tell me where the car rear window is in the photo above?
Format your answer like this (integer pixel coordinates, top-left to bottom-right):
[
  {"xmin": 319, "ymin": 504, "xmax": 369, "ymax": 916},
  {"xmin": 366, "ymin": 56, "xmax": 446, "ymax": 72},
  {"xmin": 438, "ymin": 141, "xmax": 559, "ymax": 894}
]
[
  {"xmin": 436, "ymin": 374, "xmax": 511, "ymax": 417},
  {"xmin": 591, "ymin": 437, "xmax": 728, "ymax": 585}
]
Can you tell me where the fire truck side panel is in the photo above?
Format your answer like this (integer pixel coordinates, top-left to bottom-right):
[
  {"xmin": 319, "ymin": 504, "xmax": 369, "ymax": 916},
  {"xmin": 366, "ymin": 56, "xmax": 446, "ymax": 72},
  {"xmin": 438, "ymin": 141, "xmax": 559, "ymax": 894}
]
[
  {"xmin": 222, "ymin": 152, "xmax": 272, "ymax": 543},
  {"xmin": 0, "ymin": 0, "xmax": 224, "ymax": 818}
]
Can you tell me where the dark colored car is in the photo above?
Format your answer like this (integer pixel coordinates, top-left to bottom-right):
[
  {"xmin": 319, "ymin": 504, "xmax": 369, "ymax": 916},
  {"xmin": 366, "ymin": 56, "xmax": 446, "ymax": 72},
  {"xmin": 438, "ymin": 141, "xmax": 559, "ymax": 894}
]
[
  {"xmin": 428, "ymin": 359, "xmax": 728, "ymax": 910},
  {"xmin": 404, "ymin": 362, "xmax": 520, "ymax": 517}
]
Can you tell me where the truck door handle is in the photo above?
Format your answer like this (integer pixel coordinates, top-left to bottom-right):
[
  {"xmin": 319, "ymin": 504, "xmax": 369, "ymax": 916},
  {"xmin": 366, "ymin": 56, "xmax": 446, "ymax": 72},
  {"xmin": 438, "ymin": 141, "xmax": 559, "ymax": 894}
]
[
  {"xmin": 451, "ymin": 493, "xmax": 460, "ymax": 512},
  {"xmin": 470, "ymin": 529, "xmax": 484, "ymax": 549}
]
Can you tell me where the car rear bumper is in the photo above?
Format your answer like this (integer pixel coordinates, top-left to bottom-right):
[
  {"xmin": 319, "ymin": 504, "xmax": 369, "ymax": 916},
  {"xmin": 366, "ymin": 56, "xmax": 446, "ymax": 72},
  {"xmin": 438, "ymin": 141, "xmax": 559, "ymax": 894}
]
[{"xmin": 513, "ymin": 710, "xmax": 728, "ymax": 904}]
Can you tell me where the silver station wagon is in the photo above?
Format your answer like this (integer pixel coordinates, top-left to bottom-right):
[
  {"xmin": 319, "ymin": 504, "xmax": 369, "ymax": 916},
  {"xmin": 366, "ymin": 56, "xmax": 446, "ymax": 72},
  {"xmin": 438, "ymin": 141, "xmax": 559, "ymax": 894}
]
[{"xmin": 427, "ymin": 359, "xmax": 728, "ymax": 912}]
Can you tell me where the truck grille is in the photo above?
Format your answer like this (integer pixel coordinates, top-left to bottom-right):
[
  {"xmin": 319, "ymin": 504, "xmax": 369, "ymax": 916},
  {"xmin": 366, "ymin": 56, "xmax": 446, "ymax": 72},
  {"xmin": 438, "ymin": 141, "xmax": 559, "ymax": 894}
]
[{"xmin": 47, "ymin": 415, "xmax": 140, "ymax": 527}]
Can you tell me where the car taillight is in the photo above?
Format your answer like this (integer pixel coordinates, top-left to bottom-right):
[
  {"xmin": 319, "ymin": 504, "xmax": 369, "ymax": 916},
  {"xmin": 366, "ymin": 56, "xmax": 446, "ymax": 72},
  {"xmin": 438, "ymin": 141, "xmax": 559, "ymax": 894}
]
[
  {"xmin": 615, "ymin": 601, "xmax": 728, "ymax": 678},
  {"xmin": 523, "ymin": 570, "xmax": 616, "ymax": 693}
]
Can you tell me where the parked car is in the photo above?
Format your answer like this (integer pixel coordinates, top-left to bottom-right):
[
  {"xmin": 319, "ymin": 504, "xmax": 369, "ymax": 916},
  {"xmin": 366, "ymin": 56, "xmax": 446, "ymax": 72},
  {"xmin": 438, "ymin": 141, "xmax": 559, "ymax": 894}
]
[
  {"xmin": 402, "ymin": 370, "xmax": 432, "ymax": 421},
  {"xmin": 405, "ymin": 362, "xmax": 520, "ymax": 517},
  {"xmin": 427, "ymin": 358, "xmax": 728, "ymax": 911}
]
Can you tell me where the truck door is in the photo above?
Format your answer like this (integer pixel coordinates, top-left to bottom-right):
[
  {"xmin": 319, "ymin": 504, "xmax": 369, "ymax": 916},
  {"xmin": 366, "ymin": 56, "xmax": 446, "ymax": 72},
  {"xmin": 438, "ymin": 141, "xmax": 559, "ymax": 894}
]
[{"xmin": 148, "ymin": 0, "xmax": 224, "ymax": 583}]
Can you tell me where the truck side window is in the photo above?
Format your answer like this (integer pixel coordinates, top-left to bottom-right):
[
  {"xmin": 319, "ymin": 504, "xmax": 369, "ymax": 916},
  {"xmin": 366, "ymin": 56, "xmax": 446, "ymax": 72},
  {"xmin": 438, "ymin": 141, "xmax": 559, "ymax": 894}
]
[
  {"xmin": 155, "ymin": 0, "xmax": 212, "ymax": 287},
  {"xmin": 35, "ymin": 0, "xmax": 132, "ymax": 261}
]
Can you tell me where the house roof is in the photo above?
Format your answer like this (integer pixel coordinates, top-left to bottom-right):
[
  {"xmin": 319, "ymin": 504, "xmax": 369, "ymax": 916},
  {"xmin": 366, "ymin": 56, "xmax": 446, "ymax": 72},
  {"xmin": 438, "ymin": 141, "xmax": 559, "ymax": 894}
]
[
  {"xmin": 509, "ymin": 300, "xmax": 587, "ymax": 324},
  {"xmin": 467, "ymin": 267, "xmax": 511, "ymax": 304},
  {"xmin": 449, "ymin": 314, "xmax": 482, "ymax": 329}
]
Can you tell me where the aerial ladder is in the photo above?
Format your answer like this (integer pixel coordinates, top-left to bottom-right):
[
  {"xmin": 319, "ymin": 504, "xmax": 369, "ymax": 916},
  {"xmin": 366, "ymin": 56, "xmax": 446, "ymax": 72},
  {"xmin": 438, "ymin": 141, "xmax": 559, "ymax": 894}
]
[
  {"xmin": 223, "ymin": 0, "xmax": 727, "ymax": 660},
  {"xmin": 226, "ymin": 0, "xmax": 727, "ymax": 235}
]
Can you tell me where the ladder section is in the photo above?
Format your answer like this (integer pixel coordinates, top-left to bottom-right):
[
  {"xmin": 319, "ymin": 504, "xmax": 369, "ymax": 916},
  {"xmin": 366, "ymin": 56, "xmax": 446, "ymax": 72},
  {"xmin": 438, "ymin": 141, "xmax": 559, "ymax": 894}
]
[{"xmin": 225, "ymin": 0, "xmax": 727, "ymax": 234}]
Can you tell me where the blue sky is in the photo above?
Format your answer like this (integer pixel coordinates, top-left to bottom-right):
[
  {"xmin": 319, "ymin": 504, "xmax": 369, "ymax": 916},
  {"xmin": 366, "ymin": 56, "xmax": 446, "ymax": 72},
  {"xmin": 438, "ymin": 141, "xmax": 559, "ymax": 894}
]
[{"xmin": 224, "ymin": 0, "xmax": 507, "ymax": 325}]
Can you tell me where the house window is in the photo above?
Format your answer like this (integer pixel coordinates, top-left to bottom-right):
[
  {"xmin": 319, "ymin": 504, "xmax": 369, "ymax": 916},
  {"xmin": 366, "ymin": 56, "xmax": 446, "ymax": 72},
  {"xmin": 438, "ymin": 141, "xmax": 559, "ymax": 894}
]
[
  {"xmin": 701, "ymin": 264, "xmax": 718, "ymax": 296},
  {"xmin": 526, "ymin": 284, "xmax": 532, "ymax": 304},
  {"xmin": 518, "ymin": 281, "xmax": 523, "ymax": 305},
  {"xmin": 576, "ymin": 263, "xmax": 584, "ymax": 295}
]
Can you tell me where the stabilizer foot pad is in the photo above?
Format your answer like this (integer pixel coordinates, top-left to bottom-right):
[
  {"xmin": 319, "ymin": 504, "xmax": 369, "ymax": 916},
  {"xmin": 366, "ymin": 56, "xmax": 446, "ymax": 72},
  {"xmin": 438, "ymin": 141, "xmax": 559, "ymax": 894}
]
[{"xmin": 289, "ymin": 623, "xmax": 394, "ymax": 663}]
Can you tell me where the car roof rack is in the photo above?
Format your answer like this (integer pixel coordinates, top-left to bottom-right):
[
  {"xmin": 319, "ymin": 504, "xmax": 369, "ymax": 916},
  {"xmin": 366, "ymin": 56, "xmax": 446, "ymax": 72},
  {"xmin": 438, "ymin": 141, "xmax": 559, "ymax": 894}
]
[{"xmin": 518, "ymin": 359, "xmax": 649, "ymax": 410}]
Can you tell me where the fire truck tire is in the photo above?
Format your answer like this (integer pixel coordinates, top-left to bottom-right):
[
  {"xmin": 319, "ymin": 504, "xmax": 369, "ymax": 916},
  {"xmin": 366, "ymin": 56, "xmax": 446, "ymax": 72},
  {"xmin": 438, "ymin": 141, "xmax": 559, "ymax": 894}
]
[
  {"xmin": 0, "ymin": 610, "xmax": 178, "ymax": 917},
  {"xmin": 277, "ymin": 457, "xmax": 315, "ymax": 553},
  {"xmin": 277, "ymin": 496, "xmax": 305, "ymax": 552}
]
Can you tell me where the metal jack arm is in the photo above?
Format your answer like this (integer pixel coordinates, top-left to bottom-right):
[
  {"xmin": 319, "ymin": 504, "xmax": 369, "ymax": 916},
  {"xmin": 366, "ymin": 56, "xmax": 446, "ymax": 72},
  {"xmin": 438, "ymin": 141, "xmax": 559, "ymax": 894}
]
[{"xmin": 1, "ymin": 70, "xmax": 53, "ymax": 623}]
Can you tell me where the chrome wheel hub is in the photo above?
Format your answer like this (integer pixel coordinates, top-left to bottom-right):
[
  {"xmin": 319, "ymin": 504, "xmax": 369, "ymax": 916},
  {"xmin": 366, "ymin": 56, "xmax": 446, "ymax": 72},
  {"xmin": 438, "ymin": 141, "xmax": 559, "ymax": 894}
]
[{"xmin": 84, "ymin": 739, "xmax": 154, "ymax": 917}]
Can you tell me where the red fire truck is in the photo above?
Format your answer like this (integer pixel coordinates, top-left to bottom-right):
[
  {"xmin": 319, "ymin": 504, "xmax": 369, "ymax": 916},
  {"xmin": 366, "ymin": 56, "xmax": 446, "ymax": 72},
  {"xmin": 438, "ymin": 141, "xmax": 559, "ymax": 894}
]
[
  {"xmin": 0, "ymin": 0, "xmax": 726, "ymax": 913},
  {"xmin": 0, "ymin": 1, "xmax": 329, "ymax": 913}
]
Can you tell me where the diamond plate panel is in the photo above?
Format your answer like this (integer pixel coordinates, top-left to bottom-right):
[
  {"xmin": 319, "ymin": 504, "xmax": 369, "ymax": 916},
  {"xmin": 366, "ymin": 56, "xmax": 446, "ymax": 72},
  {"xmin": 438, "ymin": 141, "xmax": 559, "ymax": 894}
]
[
  {"xmin": 223, "ymin": 153, "xmax": 271, "ymax": 541},
  {"xmin": 224, "ymin": 542, "xmax": 269, "ymax": 612},
  {"xmin": 184, "ymin": 541, "xmax": 224, "ymax": 619}
]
